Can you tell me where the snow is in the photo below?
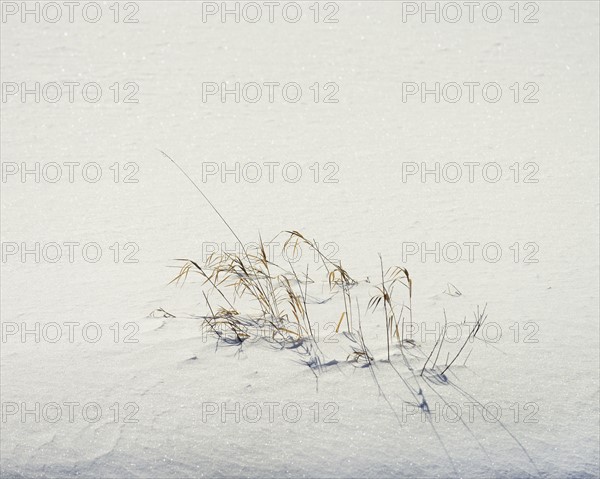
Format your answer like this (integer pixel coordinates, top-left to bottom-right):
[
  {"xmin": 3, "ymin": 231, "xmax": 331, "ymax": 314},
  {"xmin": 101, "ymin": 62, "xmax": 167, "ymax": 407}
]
[{"xmin": 1, "ymin": 1, "xmax": 599, "ymax": 478}]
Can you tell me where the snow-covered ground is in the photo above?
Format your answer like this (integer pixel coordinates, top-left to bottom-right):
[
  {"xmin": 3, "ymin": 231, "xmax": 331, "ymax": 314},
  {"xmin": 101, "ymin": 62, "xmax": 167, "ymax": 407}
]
[{"xmin": 1, "ymin": 1, "xmax": 599, "ymax": 477}]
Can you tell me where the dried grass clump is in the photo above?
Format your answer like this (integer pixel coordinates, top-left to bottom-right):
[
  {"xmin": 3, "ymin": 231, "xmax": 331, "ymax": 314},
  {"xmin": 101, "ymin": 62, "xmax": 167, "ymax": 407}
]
[
  {"xmin": 161, "ymin": 149, "xmax": 482, "ymax": 375},
  {"xmin": 169, "ymin": 231, "xmax": 361, "ymax": 348}
]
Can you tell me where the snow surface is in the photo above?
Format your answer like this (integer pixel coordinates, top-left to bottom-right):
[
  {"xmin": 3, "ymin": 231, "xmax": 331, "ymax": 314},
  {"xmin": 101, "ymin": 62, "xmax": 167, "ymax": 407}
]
[{"xmin": 1, "ymin": 1, "xmax": 599, "ymax": 478}]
